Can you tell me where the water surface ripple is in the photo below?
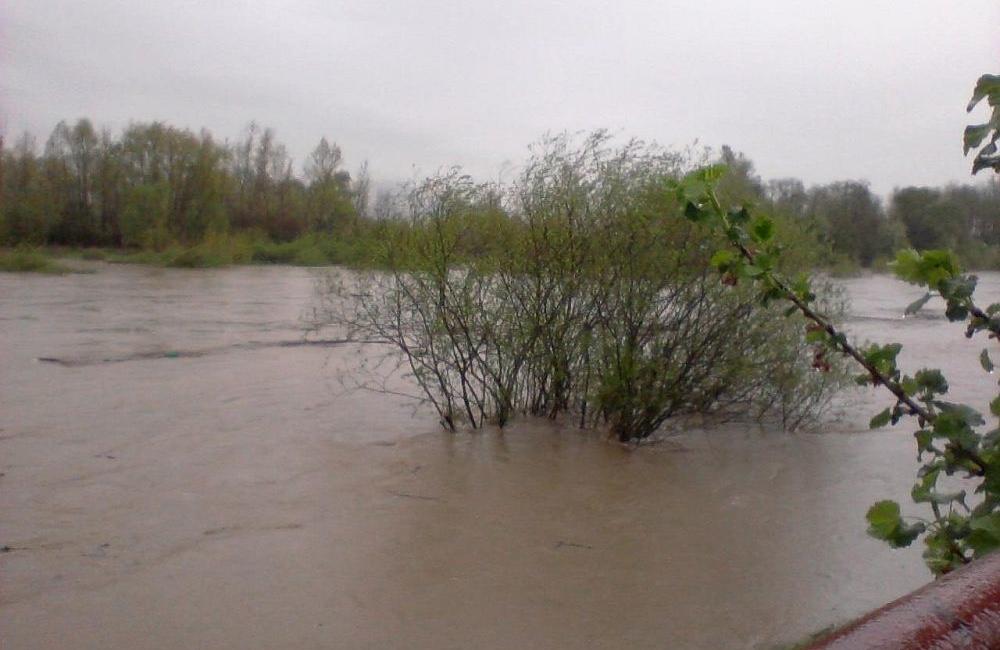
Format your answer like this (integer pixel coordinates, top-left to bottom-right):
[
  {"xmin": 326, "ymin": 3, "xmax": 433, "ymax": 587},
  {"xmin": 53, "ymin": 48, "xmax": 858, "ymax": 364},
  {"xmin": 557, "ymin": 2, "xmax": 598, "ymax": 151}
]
[{"xmin": 2, "ymin": 265, "xmax": 998, "ymax": 649}]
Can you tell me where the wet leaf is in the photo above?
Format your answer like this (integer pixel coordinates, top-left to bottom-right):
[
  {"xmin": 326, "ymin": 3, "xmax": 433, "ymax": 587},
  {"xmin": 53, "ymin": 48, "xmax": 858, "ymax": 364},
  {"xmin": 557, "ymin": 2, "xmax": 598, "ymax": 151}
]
[
  {"xmin": 933, "ymin": 401, "xmax": 985, "ymax": 427},
  {"xmin": 967, "ymin": 74, "xmax": 1000, "ymax": 112},
  {"xmin": 727, "ymin": 206, "xmax": 750, "ymax": 224},
  {"xmin": 709, "ymin": 249, "xmax": 735, "ymax": 270},
  {"xmin": 991, "ymin": 395, "xmax": 1000, "ymax": 418},
  {"xmin": 866, "ymin": 500, "xmax": 902, "ymax": 539},
  {"xmin": 915, "ymin": 368, "xmax": 948, "ymax": 395},
  {"xmin": 967, "ymin": 513, "xmax": 1000, "ymax": 556},
  {"xmin": 866, "ymin": 500, "xmax": 924, "ymax": 548},
  {"xmin": 964, "ymin": 123, "xmax": 993, "ymax": 154},
  {"xmin": 945, "ymin": 303, "xmax": 969, "ymax": 322},
  {"xmin": 914, "ymin": 429, "xmax": 934, "ymax": 456},
  {"xmin": 982, "ymin": 349, "xmax": 995, "ymax": 373},
  {"xmin": 891, "ymin": 249, "xmax": 960, "ymax": 288},
  {"xmin": 683, "ymin": 201, "xmax": 705, "ymax": 222},
  {"xmin": 750, "ymin": 216, "xmax": 774, "ymax": 243},
  {"xmin": 870, "ymin": 408, "xmax": 892, "ymax": 429}
]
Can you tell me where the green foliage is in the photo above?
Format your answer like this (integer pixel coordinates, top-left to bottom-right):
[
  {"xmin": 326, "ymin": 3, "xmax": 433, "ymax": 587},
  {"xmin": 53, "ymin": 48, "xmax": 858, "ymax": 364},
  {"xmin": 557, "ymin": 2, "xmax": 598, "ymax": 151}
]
[
  {"xmin": 121, "ymin": 183, "xmax": 171, "ymax": 249},
  {"xmin": 0, "ymin": 247, "xmax": 68, "ymax": 274},
  {"xmin": 320, "ymin": 133, "xmax": 847, "ymax": 439},
  {"xmin": 866, "ymin": 500, "xmax": 925, "ymax": 548},
  {"xmin": 0, "ymin": 118, "xmax": 366, "ymax": 252},
  {"xmin": 889, "ymin": 182, "xmax": 1000, "ymax": 267},
  {"xmin": 9, "ymin": 118, "xmax": 1000, "ymax": 271},
  {"xmin": 677, "ymin": 157, "xmax": 1000, "ymax": 575},
  {"xmin": 966, "ymin": 74, "xmax": 1000, "ymax": 174}
]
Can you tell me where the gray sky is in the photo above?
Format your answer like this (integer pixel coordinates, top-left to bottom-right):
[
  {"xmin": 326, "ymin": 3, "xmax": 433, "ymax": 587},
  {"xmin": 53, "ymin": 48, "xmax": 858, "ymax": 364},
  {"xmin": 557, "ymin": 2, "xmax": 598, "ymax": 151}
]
[{"xmin": 2, "ymin": 1, "xmax": 998, "ymax": 195}]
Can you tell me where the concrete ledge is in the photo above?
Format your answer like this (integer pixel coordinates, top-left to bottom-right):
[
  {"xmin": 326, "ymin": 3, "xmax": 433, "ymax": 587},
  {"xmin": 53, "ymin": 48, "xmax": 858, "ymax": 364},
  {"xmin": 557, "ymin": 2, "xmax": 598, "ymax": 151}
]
[{"xmin": 808, "ymin": 551, "xmax": 1000, "ymax": 649}]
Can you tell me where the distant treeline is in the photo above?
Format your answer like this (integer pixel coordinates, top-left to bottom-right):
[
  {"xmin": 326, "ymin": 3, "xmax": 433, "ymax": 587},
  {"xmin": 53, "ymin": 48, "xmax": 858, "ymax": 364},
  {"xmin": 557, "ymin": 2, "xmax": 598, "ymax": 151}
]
[
  {"xmin": 714, "ymin": 147, "xmax": 1000, "ymax": 270},
  {"xmin": 2, "ymin": 119, "xmax": 999, "ymax": 270},
  {"xmin": 0, "ymin": 118, "xmax": 367, "ymax": 248}
]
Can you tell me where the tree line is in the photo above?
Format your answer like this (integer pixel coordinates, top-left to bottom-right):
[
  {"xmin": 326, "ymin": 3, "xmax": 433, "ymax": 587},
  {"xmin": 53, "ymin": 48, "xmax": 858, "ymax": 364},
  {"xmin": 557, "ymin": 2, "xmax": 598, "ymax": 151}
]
[
  {"xmin": 0, "ymin": 118, "xmax": 367, "ymax": 248},
  {"xmin": 716, "ymin": 146, "xmax": 1000, "ymax": 270},
  {"xmin": 2, "ymin": 119, "xmax": 999, "ymax": 271}
]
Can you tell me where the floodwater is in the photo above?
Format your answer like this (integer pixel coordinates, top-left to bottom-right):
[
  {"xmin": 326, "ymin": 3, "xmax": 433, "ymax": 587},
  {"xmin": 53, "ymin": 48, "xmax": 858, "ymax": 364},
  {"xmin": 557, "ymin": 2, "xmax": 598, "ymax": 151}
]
[{"xmin": 1, "ymin": 265, "xmax": 998, "ymax": 649}]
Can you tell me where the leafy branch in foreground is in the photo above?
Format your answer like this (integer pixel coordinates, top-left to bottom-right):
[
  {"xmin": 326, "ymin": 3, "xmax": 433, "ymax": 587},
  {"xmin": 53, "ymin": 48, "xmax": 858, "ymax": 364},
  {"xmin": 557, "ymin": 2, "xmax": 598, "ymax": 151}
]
[
  {"xmin": 965, "ymin": 74, "xmax": 1000, "ymax": 174},
  {"xmin": 672, "ymin": 165, "xmax": 1000, "ymax": 575}
]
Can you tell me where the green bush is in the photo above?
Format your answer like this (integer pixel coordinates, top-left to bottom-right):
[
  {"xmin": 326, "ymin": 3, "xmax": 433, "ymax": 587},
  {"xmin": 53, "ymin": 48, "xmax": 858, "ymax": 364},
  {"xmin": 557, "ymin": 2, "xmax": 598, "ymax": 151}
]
[{"xmin": 318, "ymin": 134, "xmax": 848, "ymax": 439}]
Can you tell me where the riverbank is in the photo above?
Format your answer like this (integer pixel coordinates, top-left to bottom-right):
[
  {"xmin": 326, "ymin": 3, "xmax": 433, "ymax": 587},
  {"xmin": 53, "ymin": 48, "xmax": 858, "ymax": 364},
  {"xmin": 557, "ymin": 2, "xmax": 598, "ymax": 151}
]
[
  {"xmin": 0, "ymin": 248, "xmax": 71, "ymax": 274},
  {"xmin": 33, "ymin": 232, "xmax": 385, "ymax": 269},
  {"xmin": 6, "ymin": 241, "xmax": 1000, "ymax": 278}
]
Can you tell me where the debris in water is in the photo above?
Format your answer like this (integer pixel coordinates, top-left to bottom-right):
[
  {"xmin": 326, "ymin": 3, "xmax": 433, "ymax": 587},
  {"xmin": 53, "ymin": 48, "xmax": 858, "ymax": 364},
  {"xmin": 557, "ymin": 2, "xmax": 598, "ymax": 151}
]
[
  {"xmin": 554, "ymin": 540, "xmax": 593, "ymax": 550},
  {"xmin": 388, "ymin": 490, "xmax": 439, "ymax": 501}
]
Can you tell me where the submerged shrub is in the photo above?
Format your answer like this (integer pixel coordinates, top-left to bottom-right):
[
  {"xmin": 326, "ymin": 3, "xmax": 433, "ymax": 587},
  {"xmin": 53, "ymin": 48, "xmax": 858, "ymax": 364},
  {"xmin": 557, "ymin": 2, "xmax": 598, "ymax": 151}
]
[{"xmin": 316, "ymin": 133, "xmax": 847, "ymax": 440}]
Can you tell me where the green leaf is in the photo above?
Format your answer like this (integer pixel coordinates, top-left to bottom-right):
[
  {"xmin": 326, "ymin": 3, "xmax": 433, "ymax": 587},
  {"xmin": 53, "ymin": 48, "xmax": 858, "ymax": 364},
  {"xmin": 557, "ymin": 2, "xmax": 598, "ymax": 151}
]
[
  {"xmin": 966, "ymin": 529, "xmax": 1000, "ymax": 556},
  {"xmin": 890, "ymin": 522, "xmax": 926, "ymax": 548},
  {"xmin": 692, "ymin": 164, "xmax": 728, "ymax": 183},
  {"xmin": 684, "ymin": 201, "xmax": 706, "ymax": 222},
  {"xmin": 791, "ymin": 273, "xmax": 811, "ymax": 298},
  {"xmin": 969, "ymin": 512, "xmax": 1000, "ymax": 537},
  {"xmin": 709, "ymin": 249, "xmax": 736, "ymax": 270},
  {"xmin": 945, "ymin": 303, "xmax": 969, "ymax": 322},
  {"xmin": 912, "ymin": 485, "xmax": 966, "ymax": 507},
  {"xmin": 991, "ymin": 395, "xmax": 1000, "ymax": 417},
  {"xmin": 914, "ymin": 368, "xmax": 948, "ymax": 395},
  {"xmin": 982, "ymin": 349, "xmax": 995, "ymax": 373},
  {"xmin": 866, "ymin": 500, "xmax": 902, "ymax": 539},
  {"xmin": 866, "ymin": 500, "xmax": 924, "ymax": 548},
  {"xmin": 967, "ymin": 74, "xmax": 1000, "ymax": 112},
  {"xmin": 967, "ymin": 513, "xmax": 1000, "ymax": 556},
  {"xmin": 727, "ymin": 206, "xmax": 751, "ymax": 224},
  {"xmin": 933, "ymin": 401, "xmax": 986, "ymax": 427},
  {"xmin": 973, "ymin": 154, "xmax": 1000, "ymax": 175},
  {"xmin": 891, "ymin": 249, "xmax": 960, "ymax": 288},
  {"xmin": 754, "ymin": 252, "xmax": 774, "ymax": 272},
  {"xmin": 870, "ymin": 408, "xmax": 892, "ymax": 429},
  {"xmin": 750, "ymin": 216, "xmax": 775, "ymax": 243},
  {"xmin": 940, "ymin": 275, "xmax": 977, "ymax": 301},
  {"xmin": 862, "ymin": 343, "xmax": 903, "ymax": 377},
  {"xmin": 965, "ymin": 123, "xmax": 994, "ymax": 154},
  {"xmin": 805, "ymin": 328, "xmax": 827, "ymax": 344},
  {"xmin": 914, "ymin": 429, "xmax": 934, "ymax": 456}
]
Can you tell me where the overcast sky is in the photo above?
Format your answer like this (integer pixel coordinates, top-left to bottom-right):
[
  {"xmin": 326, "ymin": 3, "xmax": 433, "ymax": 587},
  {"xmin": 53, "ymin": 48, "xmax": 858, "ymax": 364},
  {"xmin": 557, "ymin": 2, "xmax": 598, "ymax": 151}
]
[{"xmin": 2, "ymin": 1, "xmax": 998, "ymax": 195}]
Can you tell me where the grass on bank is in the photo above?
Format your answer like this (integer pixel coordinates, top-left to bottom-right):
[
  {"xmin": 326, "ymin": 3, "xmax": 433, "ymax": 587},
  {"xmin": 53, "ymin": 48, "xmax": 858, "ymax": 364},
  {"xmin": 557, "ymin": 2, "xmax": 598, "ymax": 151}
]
[
  {"xmin": 0, "ymin": 247, "xmax": 70, "ymax": 274},
  {"xmin": 26, "ymin": 225, "xmax": 1000, "ymax": 274},
  {"xmin": 41, "ymin": 230, "xmax": 393, "ymax": 270}
]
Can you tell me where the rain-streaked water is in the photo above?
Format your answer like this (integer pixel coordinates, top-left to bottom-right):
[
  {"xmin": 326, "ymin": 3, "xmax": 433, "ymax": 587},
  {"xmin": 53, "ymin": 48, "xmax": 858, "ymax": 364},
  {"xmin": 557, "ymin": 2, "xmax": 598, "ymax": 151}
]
[{"xmin": 2, "ymin": 264, "xmax": 998, "ymax": 649}]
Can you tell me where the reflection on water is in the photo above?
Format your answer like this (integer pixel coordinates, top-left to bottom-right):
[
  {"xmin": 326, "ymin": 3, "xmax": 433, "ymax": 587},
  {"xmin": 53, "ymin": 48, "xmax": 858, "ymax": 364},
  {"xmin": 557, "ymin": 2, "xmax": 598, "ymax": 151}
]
[{"xmin": 1, "ymin": 265, "xmax": 998, "ymax": 649}]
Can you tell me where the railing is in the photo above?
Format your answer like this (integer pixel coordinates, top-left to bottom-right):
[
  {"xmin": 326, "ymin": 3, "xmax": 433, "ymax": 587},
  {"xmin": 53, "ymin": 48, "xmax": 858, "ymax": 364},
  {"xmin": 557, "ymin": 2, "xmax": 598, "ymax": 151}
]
[{"xmin": 808, "ymin": 551, "xmax": 1000, "ymax": 649}]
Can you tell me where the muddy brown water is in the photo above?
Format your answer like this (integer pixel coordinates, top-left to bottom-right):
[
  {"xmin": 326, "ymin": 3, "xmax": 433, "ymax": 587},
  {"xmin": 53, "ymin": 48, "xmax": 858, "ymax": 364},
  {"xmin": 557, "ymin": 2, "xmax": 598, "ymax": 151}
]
[{"xmin": 1, "ymin": 265, "xmax": 998, "ymax": 649}]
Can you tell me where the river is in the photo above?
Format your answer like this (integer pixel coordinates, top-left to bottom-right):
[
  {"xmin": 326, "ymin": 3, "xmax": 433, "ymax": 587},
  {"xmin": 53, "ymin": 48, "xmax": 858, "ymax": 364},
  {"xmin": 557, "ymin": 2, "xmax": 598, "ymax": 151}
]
[{"xmin": 1, "ymin": 264, "xmax": 998, "ymax": 649}]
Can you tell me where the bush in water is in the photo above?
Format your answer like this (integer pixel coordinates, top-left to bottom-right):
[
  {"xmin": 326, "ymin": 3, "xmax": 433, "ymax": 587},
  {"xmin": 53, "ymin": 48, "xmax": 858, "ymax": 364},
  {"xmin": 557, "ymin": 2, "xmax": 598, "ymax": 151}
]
[{"xmin": 316, "ymin": 132, "xmax": 848, "ymax": 441}]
